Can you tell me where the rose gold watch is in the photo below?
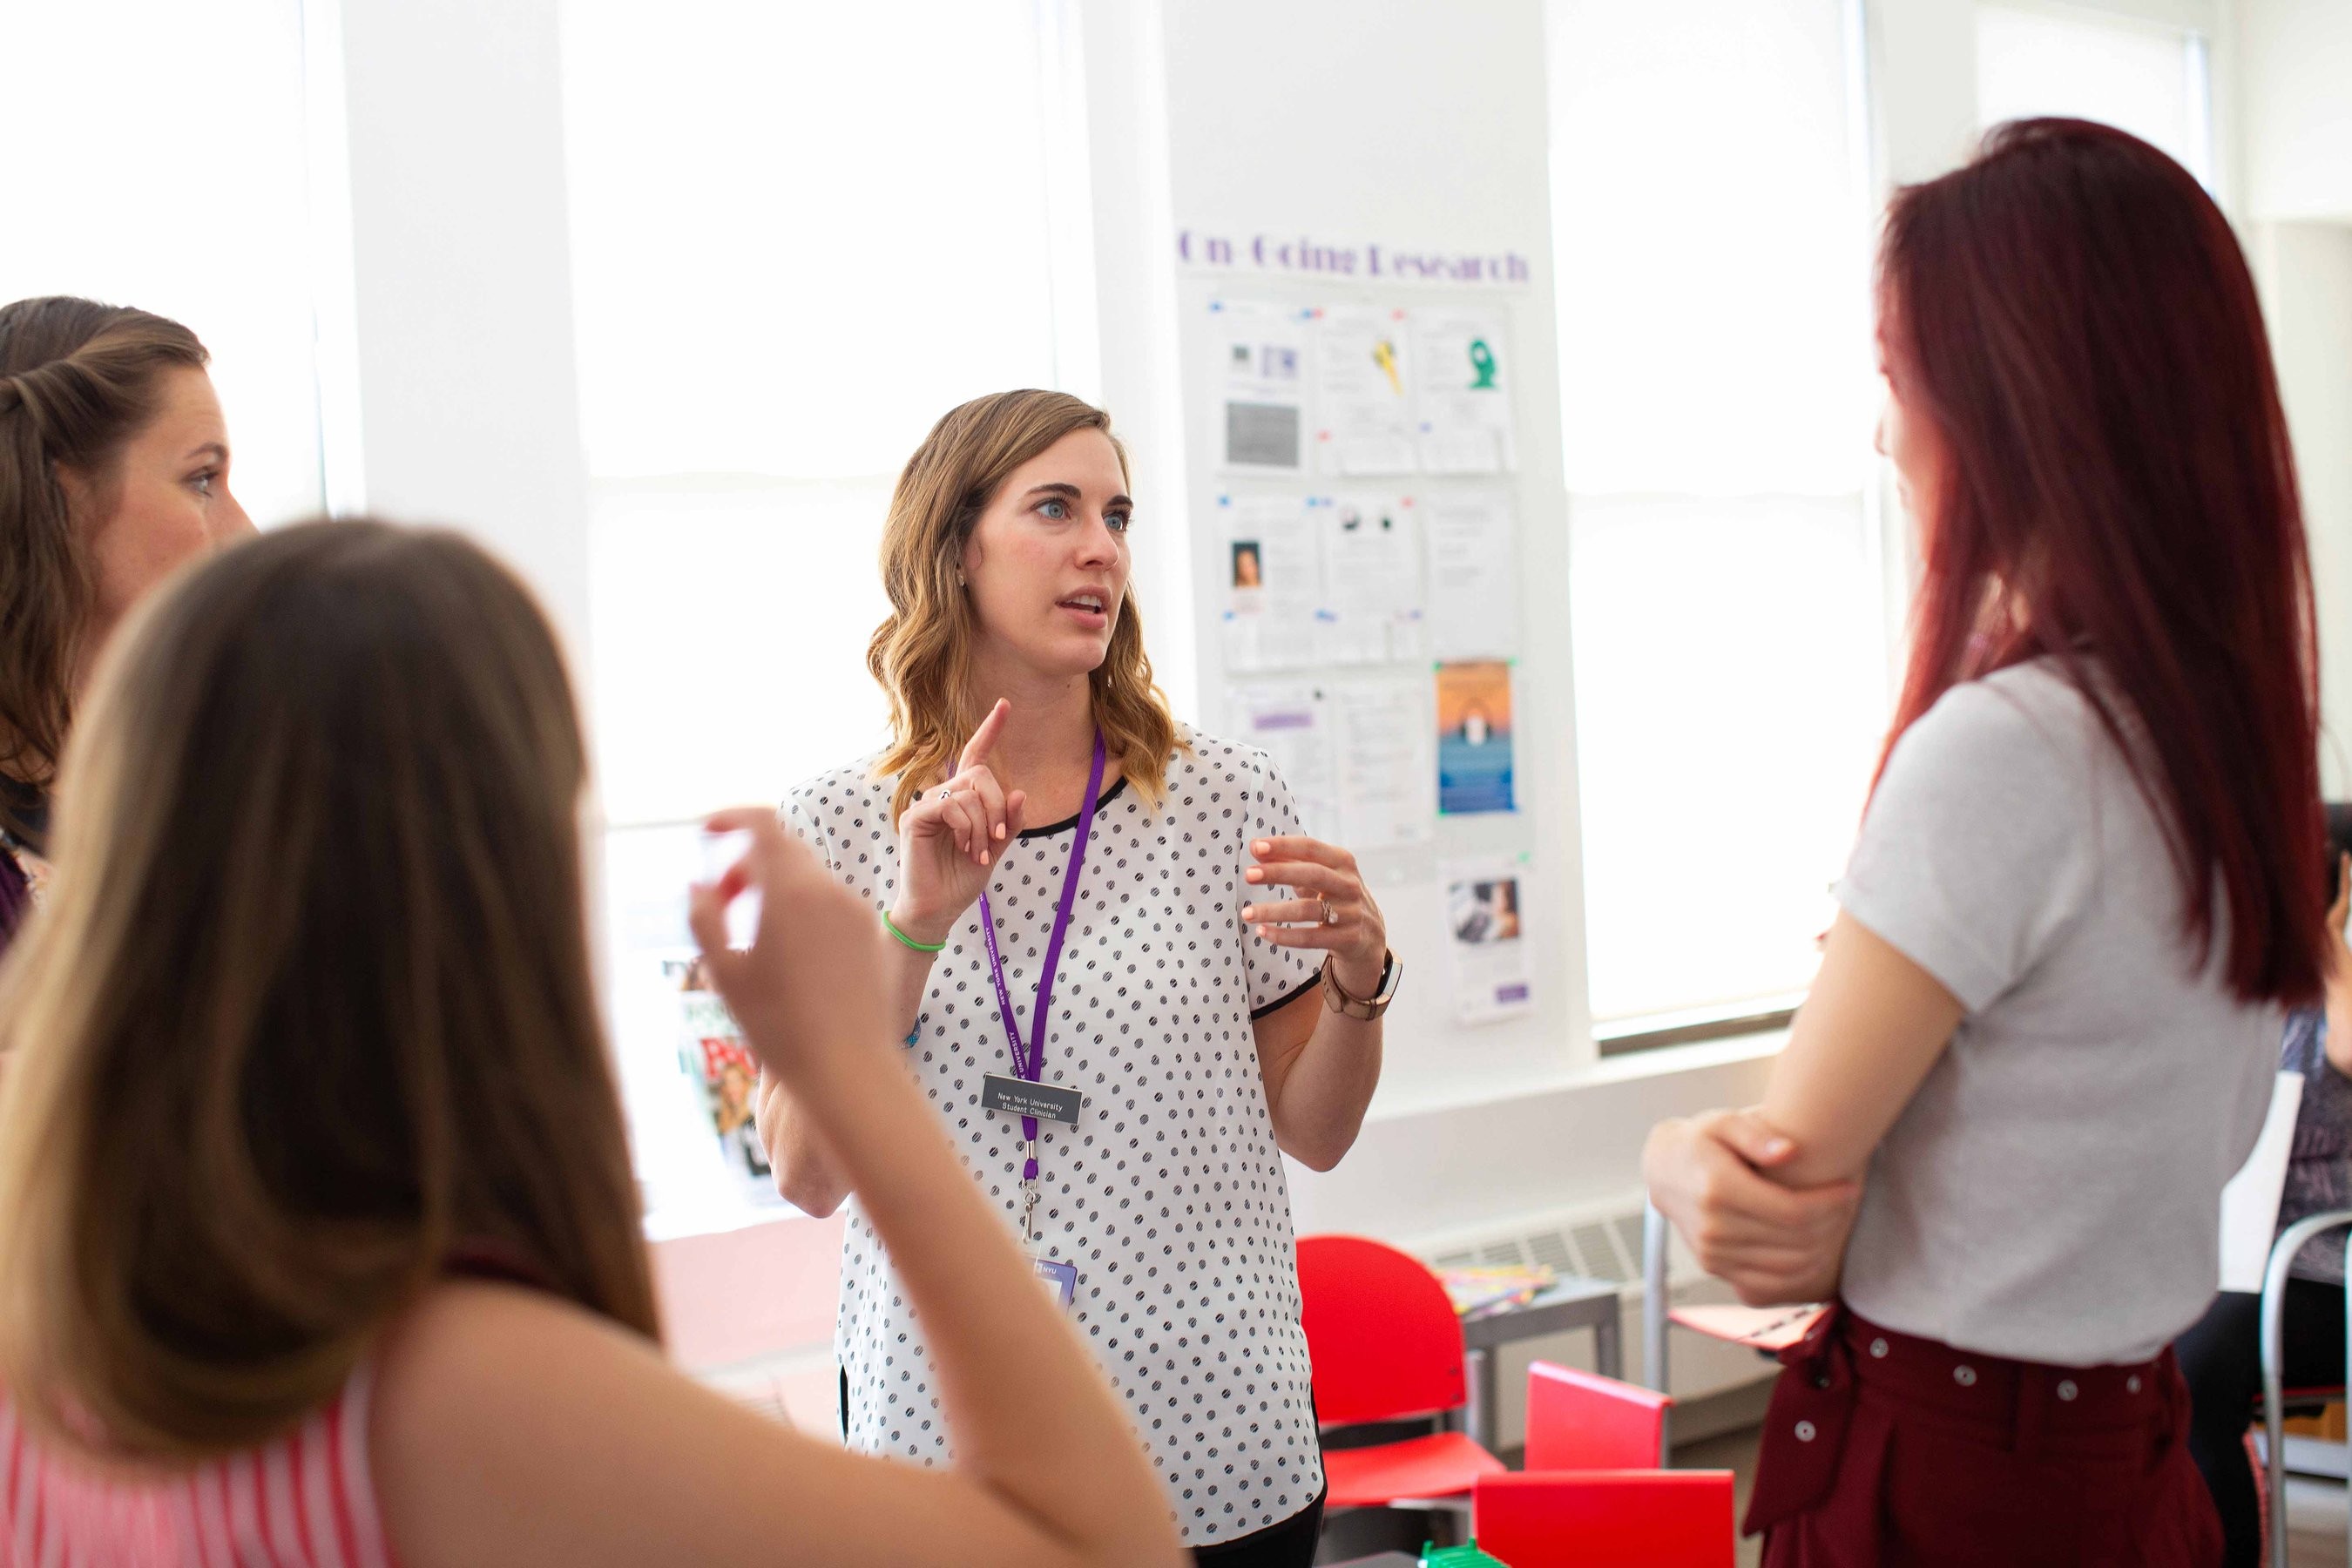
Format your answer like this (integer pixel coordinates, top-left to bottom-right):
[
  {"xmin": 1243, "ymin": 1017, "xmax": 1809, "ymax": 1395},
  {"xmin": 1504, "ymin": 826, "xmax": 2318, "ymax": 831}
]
[{"xmin": 1321, "ymin": 950, "xmax": 1401, "ymax": 1020}]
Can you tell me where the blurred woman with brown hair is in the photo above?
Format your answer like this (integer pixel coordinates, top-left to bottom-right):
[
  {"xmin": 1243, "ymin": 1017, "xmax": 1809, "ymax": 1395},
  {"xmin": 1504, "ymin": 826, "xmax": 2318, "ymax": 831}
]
[
  {"xmin": 0, "ymin": 295, "xmax": 253, "ymax": 952},
  {"xmin": 0, "ymin": 520, "xmax": 1180, "ymax": 1568}
]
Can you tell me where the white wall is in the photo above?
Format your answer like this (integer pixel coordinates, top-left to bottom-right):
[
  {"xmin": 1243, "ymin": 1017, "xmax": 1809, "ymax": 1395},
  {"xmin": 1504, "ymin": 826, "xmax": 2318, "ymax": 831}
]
[
  {"xmin": 333, "ymin": 0, "xmax": 594, "ymax": 654},
  {"xmin": 1165, "ymin": 0, "xmax": 1594, "ymax": 1116},
  {"xmin": 2256, "ymin": 223, "xmax": 2352, "ymax": 789},
  {"xmin": 1139, "ymin": 0, "xmax": 1781, "ymax": 1253},
  {"xmin": 2241, "ymin": 0, "xmax": 2352, "ymax": 222}
]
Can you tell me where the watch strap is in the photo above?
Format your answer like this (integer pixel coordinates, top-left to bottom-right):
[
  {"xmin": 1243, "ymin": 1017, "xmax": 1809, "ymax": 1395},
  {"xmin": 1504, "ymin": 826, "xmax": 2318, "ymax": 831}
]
[{"xmin": 1321, "ymin": 950, "xmax": 1398, "ymax": 1020}]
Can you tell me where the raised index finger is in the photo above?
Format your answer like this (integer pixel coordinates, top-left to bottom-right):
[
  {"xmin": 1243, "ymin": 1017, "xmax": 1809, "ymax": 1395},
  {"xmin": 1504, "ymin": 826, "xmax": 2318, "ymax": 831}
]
[{"xmin": 959, "ymin": 698, "xmax": 1011, "ymax": 773}]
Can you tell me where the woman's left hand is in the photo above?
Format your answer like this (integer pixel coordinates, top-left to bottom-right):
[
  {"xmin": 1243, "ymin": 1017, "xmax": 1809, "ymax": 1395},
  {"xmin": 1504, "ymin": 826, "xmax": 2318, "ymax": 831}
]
[
  {"xmin": 1242, "ymin": 836, "xmax": 1388, "ymax": 997},
  {"xmin": 1644, "ymin": 1110, "xmax": 1861, "ymax": 1307}
]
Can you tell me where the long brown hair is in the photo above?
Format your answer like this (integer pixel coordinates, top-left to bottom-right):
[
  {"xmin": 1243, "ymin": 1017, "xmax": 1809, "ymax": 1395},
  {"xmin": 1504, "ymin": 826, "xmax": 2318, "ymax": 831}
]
[
  {"xmin": 0, "ymin": 296, "xmax": 209, "ymax": 841},
  {"xmin": 868, "ymin": 390, "xmax": 1183, "ymax": 825},
  {"xmin": 0, "ymin": 520, "xmax": 659, "ymax": 1459},
  {"xmin": 1876, "ymin": 119, "xmax": 2322, "ymax": 1004}
]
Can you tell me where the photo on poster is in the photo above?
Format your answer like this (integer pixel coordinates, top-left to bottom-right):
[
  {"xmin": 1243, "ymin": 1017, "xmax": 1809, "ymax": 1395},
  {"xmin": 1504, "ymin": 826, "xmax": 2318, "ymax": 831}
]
[
  {"xmin": 1436, "ymin": 659, "xmax": 1517, "ymax": 815},
  {"xmin": 1443, "ymin": 858, "xmax": 1535, "ymax": 1024},
  {"xmin": 1211, "ymin": 300, "xmax": 1309, "ymax": 472},
  {"xmin": 1414, "ymin": 307, "xmax": 1517, "ymax": 473},
  {"xmin": 1314, "ymin": 304, "xmax": 1417, "ymax": 476}
]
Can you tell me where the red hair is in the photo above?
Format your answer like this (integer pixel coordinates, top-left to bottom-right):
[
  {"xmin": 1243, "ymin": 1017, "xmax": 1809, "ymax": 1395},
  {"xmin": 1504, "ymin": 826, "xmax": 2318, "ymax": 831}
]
[{"xmin": 1877, "ymin": 118, "xmax": 2323, "ymax": 1006}]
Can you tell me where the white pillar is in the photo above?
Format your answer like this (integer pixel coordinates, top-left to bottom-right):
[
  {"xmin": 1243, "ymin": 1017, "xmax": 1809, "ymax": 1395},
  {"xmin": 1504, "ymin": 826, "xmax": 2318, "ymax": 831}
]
[{"xmin": 327, "ymin": 0, "xmax": 594, "ymax": 658}]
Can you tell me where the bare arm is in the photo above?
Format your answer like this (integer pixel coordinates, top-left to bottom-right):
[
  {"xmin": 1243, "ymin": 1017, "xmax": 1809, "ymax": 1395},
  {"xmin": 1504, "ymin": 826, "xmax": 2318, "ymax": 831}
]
[
  {"xmin": 756, "ymin": 923, "xmax": 936, "ymax": 1217},
  {"xmin": 1254, "ymin": 985, "xmax": 1381, "ymax": 1173},
  {"xmin": 1243, "ymin": 835, "xmax": 1389, "ymax": 1173},
  {"xmin": 376, "ymin": 812, "xmax": 1180, "ymax": 1568},
  {"xmin": 1755, "ymin": 910, "xmax": 1963, "ymax": 1187},
  {"xmin": 1643, "ymin": 911, "xmax": 1957, "ymax": 1306},
  {"xmin": 2321, "ymin": 854, "xmax": 2352, "ymax": 1078}
]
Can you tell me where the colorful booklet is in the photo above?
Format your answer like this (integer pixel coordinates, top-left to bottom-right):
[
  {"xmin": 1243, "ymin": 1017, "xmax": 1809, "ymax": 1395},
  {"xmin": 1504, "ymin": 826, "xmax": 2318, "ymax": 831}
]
[{"xmin": 1435, "ymin": 1263, "xmax": 1556, "ymax": 1320}]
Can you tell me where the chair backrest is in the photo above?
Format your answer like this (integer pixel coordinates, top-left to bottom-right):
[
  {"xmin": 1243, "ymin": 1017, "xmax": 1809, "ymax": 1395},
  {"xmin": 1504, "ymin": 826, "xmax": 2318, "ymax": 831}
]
[
  {"xmin": 1294, "ymin": 1233, "xmax": 1467, "ymax": 1425},
  {"xmin": 1523, "ymin": 1360, "xmax": 1671, "ymax": 1471},
  {"xmin": 1473, "ymin": 1471, "xmax": 1736, "ymax": 1568}
]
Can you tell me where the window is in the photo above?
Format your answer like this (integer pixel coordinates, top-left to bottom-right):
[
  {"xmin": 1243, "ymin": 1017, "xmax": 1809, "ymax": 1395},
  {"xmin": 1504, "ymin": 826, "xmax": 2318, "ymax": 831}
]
[
  {"xmin": 0, "ymin": 0, "xmax": 328, "ymax": 527},
  {"xmin": 560, "ymin": 0, "xmax": 1077, "ymax": 1220},
  {"xmin": 1546, "ymin": 0, "xmax": 1889, "ymax": 1035},
  {"xmin": 1977, "ymin": 3, "xmax": 2213, "ymax": 185}
]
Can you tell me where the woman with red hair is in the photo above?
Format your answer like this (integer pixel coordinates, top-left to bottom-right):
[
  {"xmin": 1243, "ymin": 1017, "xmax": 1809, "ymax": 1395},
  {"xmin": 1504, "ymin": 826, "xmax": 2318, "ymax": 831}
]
[{"xmin": 1645, "ymin": 119, "xmax": 2326, "ymax": 1565}]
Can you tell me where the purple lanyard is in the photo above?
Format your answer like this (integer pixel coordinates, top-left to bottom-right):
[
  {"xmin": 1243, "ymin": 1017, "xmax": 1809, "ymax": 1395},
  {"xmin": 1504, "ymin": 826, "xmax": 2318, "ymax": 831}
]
[{"xmin": 976, "ymin": 730, "xmax": 1106, "ymax": 1179}]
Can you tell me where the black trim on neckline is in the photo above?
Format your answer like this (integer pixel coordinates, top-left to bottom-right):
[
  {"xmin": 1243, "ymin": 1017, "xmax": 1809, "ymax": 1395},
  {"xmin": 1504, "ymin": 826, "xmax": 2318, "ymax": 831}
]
[{"xmin": 1017, "ymin": 775, "xmax": 1131, "ymax": 839}]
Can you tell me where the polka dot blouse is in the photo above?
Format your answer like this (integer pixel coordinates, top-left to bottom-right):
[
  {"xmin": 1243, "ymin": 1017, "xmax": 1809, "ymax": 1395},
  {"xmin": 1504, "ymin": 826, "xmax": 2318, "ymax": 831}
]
[{"xmin": 782, "ymin": 730, "xmax": 1328, "ymax": 1545}]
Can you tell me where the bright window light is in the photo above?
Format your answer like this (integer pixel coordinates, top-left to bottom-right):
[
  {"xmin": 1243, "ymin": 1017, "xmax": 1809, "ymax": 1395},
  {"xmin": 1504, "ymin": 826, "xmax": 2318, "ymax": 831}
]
[
  {"xmin": 1977, "ymin": 4, "xmax": 2212, "ymax": 184},
  {"xmin": 1547, "ymin": 0, "xmax": 1888, "ymax": 1029},
  {"xmin": 0, "ymin": 1, "xmax": 325, "ymax": 528},
  {"xmin": 561, "ymin": 0, "xmax": 1061, "ymax": 483},
  {"xmin": 561, "ymin": 2, "xmax": 1072, "ymax": 1218},
  {"xmin": 562, "ymin": 0, "xmax": 1067, "ymax": 825},
  {"xmin": 1549, "ymin": 0, "xmax": 1874, "ymax": 497},
  {"xmin": 1569, "ymin": 496, "xmax": 1884, "ymax": 1022}
]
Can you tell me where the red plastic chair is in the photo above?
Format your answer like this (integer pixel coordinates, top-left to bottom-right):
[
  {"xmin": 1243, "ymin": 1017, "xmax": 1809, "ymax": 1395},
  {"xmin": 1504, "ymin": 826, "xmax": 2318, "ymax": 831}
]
[
  {"xmin": 1295, "ymin": 1234, "xmax": 1505, "ymax": 1509},
  {"xmin": 1523, "ymin": 1360, "xmax": 1673, "ymax": 1471},
  {"xmin": 1474, "ymin": 1471, "xmax": 1737, "ymax": 1568}
]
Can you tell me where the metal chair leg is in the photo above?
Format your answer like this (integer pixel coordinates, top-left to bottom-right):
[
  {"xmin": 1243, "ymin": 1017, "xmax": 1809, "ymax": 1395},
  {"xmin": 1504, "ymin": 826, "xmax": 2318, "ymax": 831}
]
[
  {"xmin": 2261, "ymin": 1208, "xmax": 2352, "ymax": 1568},
  {"xmin": 1644, "ymin": 1200, "xmax": 1673, "ymax": 1464}
]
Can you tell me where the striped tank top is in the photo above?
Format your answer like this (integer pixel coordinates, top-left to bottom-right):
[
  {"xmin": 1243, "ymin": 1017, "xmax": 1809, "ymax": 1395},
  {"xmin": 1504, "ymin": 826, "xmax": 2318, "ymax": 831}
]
[{"xmin": 0, "ymin": 1363, "xmax": 395, "ymax": 1567}]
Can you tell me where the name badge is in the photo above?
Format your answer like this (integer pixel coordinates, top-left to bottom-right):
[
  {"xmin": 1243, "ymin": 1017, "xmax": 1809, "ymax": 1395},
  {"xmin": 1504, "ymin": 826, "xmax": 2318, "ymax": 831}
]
[
  {"xmin": 981, "ymin": 1072, "xmax": 1085, "ymax": 1126},
  {"xmin": 1032, "ymin": 1254, "xmax": 1078, "ymax": 1310}
]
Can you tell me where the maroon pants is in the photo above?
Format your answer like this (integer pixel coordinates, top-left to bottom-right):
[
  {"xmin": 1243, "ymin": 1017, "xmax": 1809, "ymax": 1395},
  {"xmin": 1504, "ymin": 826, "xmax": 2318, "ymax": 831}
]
[{"xmin": 1747, "ymin": 1304, "xmax": 2223, "ymax": 1567}]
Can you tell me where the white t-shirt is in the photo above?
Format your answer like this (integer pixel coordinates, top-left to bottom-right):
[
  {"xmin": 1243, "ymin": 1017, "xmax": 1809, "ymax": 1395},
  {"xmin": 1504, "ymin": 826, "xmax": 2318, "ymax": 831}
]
[
  {"xmin": 783, "ymin": 730, "xmax": 1327, "ymax": 1545},
  {"xmin": 1835, "ymin": 660, "xmax": 2279, "ymax": 1366}
]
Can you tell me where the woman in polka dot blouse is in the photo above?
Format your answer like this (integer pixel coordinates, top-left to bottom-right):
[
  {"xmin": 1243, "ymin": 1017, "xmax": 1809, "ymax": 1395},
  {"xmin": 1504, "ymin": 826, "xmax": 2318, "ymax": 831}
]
[{"xmin": 759, "ymin": 390, "xmax": 1399, "ymax": 1567}]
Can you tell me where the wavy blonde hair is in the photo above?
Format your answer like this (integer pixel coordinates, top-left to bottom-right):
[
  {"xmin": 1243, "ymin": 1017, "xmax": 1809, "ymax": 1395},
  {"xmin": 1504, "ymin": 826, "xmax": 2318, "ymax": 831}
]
[{"xmin": 868, "ymin": 390, "xmax": 1182, "ymax": 824}]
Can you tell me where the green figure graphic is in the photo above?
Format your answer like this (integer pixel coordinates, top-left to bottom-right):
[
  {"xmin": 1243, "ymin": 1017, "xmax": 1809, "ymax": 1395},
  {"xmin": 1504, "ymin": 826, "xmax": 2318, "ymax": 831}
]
[{"xmin": 1467, "ymin": 337, "xmax": 1498, "ymax": 389}]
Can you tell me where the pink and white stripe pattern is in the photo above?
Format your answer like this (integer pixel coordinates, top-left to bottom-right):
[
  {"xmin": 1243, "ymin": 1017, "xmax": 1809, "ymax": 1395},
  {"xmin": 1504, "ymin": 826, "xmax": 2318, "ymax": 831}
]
[{"xmin": 0, "ymin": 1364, "xmax": 395, "ymax": 1568}]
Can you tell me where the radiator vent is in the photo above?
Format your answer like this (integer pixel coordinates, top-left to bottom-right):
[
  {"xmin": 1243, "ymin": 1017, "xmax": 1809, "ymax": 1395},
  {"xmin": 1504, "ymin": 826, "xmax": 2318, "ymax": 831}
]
[{"xmin": 1426, "ymin": 1204, "xmax": 1652, "ymax": 1289}]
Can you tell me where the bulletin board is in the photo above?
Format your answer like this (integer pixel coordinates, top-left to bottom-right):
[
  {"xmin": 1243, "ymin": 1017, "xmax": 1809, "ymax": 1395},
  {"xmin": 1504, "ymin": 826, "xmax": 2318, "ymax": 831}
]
[{"xmin": 1173, "ymin": 271, "xmax": 1578, "ymax": 1092}]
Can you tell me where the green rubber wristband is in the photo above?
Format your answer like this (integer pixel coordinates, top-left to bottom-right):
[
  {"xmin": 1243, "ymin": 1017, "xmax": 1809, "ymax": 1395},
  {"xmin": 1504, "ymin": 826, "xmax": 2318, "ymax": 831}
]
[{"xmin": 881, "ymin": 909, "xmax": 948, "ymax": 953}]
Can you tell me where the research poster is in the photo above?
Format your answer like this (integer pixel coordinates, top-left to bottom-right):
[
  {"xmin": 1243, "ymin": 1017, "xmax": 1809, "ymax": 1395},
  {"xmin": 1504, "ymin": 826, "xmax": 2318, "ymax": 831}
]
[
  {"xmin": 1436, "ymin": 659, "xmax": 1517, "ymax": 815},
  {"xmin": 1211, "ymin": 299, "xmax": 1309, "ymax": 472},
  {"xmin": 1225, "ymin": 679, "xmax": 1340, "ymax": 841},
  {"xmin": 1330, "ymin": 674, "xmax": 1437, "ymax": 849},
  {"xmin": 1313, "ymin": 304, "xmax": 1417, "ymax": 476},
  {"xmin": 1424, "ymin": 492, "xmax": 1519, "ymax": 659},
  {"xmin": 1443, "ymin": 856, "xmax": 1536, "ymax": 1023},
  {"xmin": 1415, "ymin": 307, "xmax": 1517, "ymax": 473},
  {"xmin": 1219, "ymin": 493, "xmax": 1321, "ymax": 672},
  {"xmin": 1321, "ymin": 493, "xmax": 1427, "ymax": 665}
]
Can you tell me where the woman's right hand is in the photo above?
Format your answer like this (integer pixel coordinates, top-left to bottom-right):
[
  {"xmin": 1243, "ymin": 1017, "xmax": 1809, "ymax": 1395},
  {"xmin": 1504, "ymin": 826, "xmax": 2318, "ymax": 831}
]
[
  {"xmin": 891, "ymin": 699, "xmax": 1028, "ymax": 943},
  {"xmin": 689, "ymin": 809, "xmax": 892, "ymax": 1086}
]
